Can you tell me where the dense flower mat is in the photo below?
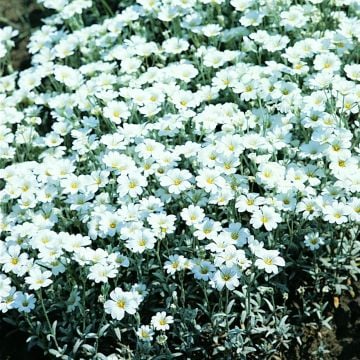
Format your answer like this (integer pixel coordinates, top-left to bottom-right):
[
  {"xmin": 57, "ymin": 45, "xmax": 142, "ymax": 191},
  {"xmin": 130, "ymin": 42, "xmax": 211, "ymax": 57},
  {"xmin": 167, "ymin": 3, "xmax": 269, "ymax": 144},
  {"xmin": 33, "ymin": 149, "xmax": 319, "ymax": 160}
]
[{"xmin": 0, "ymin": 0, "xmax": 359, "ymax": 358}]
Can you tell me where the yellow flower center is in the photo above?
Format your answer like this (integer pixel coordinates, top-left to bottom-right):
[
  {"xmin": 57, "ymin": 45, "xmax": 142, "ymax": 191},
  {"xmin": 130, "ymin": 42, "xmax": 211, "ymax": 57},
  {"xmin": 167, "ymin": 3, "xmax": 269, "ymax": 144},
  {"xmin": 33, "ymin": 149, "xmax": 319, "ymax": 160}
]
[
  {"xmin": 263, "ymin": 171, "xmax": 271, "ymax": 178},
  {"xmin": 263, "ymin": 258, "xmax": 273, "ymax": 265},
  {"xmin": 117, "ymin": 300, "xmax": 125, "ymax": 309},
  {"xmin": 128, "ymin": 181, "xmax": 137, "ymax": 189}
]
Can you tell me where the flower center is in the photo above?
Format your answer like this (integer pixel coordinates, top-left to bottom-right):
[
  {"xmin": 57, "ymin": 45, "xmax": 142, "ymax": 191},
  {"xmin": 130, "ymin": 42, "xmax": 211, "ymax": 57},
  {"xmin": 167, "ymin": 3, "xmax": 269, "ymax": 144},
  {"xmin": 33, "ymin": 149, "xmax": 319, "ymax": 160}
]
[
  {"xmin": 263, "ymin": 258, "xmax": 273, "ymax": 265},
  {"xmin": 128, "ymin": 181, "xmax": 137, "ymax": 189},
  {"xmin": 117, "ymin": 300, "xmax": 125, "ymax": 309},
  {"xmin": 11, "ymin": 258, "xmax": 19, "ymax": 265}
]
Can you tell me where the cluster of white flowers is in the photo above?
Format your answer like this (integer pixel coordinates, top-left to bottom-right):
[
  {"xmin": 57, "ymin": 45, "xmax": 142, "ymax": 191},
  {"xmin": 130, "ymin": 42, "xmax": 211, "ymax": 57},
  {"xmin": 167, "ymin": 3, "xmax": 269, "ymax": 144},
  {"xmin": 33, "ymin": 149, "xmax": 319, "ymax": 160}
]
[
  {"xmin": 0, "ymin": 0, "xmax": 359, "ymax": 355},
  {"xmin": 136, "ymin": 311, "xmax": 174, "ymax": 343}
]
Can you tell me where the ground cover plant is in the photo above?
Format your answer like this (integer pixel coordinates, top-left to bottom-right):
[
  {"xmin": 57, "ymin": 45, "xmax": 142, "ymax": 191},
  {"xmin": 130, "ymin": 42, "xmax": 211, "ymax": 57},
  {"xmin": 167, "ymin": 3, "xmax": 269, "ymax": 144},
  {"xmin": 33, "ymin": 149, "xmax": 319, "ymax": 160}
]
[{"xmin": 0, "ymin": 0, "xmax": 360, "ymax": 359}]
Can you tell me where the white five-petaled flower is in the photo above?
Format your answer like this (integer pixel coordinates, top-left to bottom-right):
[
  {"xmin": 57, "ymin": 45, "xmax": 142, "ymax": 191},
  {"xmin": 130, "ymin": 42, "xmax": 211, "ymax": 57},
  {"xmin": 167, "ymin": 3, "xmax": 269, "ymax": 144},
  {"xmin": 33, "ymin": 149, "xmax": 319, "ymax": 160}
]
[
  {"xmin": 254, "ymin": 249, "xmax": 285, "ymax": 274},
  {"xmin": 103, "ymin": 100, "xmax": 130, "ymax": 124},
  {"xmin": 323, "ymin": 201, "xmax": 351, "ymax": 224},
  {"xmin": 250, "ymin": 206, "xmax": 282, "ymax": 231},
  {"xmin": 117, "ymin": 173, "xmax": 148, "ymax": 198},
  {"xmin": 104, "ymin": 288, "xmax": 139, "ymax": 321},
  {"xmin": 136, "ymin": 325, "xmax": 155, "ymax": 342},
  {"xmin": 13, "ymin": 292, "xmax": 36, "ymax": 313},
  {"xmin": 151, "ymin": 311, "xmax": 174, "ymax": 331},
  {"xmin": 160, "ymin": 169, "xmax": 192, "ymax": 194},
  {"xmin": 304, "ymin": 232, "xmax": 325, "ymax": 250},
  {"xmin": 25, "ymin": 267, "xmax": 53, "ymax": 290},
  {"xmin": 210, "ymin": 266, "xmax": 240, "ymax": 291}
]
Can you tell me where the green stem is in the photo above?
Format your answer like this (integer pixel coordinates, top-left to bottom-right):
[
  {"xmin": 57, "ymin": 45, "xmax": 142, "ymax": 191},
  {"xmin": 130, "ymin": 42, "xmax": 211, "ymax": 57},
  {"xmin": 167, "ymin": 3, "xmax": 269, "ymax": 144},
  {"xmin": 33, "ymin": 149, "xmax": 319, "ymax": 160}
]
[{"xmin": 38, "ymin": 289, "xmax": 60, "ymax": 350}]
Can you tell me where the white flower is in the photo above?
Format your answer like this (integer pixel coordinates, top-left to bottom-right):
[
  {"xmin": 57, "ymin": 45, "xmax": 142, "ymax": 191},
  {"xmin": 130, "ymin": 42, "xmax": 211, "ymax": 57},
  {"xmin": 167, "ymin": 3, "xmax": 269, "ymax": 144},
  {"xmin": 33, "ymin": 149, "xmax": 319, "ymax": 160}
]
[
  {"xmin": 313, "ymin": 53, "xmax": 341, "ymax": 73},
  {"xmin": 256, "ymin": 162, "xmax": 285, "ymax": 188},
  {"xmin": 25, "ymin": 267, "xmax": 53, "ymax": 290},
  {"xmin": 87, "ymin": 263, "xmax": 118, "ymax": 283},
  {"xmin": 164, "ymin": 254, "xmax": 187, "ymax": 275},
  {"xmin": 151, "ymin": 311, "xmax": 174, "ymax": 331},
  {"xmin": 201, "ymin": 24, "xmax": 222, "ymax": 37},
  {"xmin": 0, "ymin": 43, "xmax": 7, "ymax": 59},
  {"xmin": 0, "ymin": 287, "xmax": 17, "ymax": 313},
  {"xmin": 53, "ymin": 65, "xmax": 83, "ymax": 88},
  {"xmin": 191, "ymin": 260, "xmax": 215, "ymax": 281},
  {"xmin": 344, "ymin": 64, "xmax": 360, "ymax": 81},
  {"xmin": 348, "ymin": 198, "xmax": 360, "ymax": 222},
  {"xmin": 235, "ymin": 193, "xmax": 265, "ymax": 213},
  {"xmin": 160, "ymin": 169, "xmax": 192, "ymax": 194},
  {"xmin": 147, "ymin": 213, "xmax": 176, "ymax": 235},
  {"xmin": 136, "ymin": 325, "xmax": 154, "ymax": 342},
  {"xmin": 210, "ymin": 266, "xmax": 240, "ymax": 291},
  {"xmin": 180, "ymin": 205, "xmax": 205, "ymax": 226},
  {"xmin": 304, "ymin": 232, "xmax": 325, "ymax": 250},
  {"xmin": 62, "ymin": 233, "xmax": 91, "ymax": 252},
  {"xmin": 214, "ymin": 246, "xmax": 243, "ymax": 268},
  {"xmin": 0, "ymin": 244, "xmax": 29, "ymax": 276},
  {"xmin": 250, "ymin": 206, "xmax": 282, "ymax": 231},
  {"xmin": 126, "ymin": 229, "xmax": 157, "ymax": 253},
  {"xmin": 196, "ymin": 169, "xmax": 225, "ymax": 193},
  {"xmin": 13, "ymin": 292, "xmax": 36, "ymax": 313},
  {"xmin": 60, "ymin": 175, "xmax": 85, "ymax": 194},
  {"xmin": 135, "ymin": 139, "xmax": 165, "ymax": 159},
  {"xmin": 103, "ymin": 101, "xmax": 130, "ymax": 124},
  {"xmin": 117, "ymin": 173, "xmax": 148, "ymax": 198},
  {"xmin": 104, "ymin": 288, "xmax": 139, "ymax": 321},
  {"xmin": 0, "ymin": 274, "xmax": 11, "ymax": 298},
  {"xmin": 323, "ymin": 201, "xmax": 351, "ymax": 224},
  {"xmin": 194, "ymin": 218, "xmax": 222, "ymax": 240},
  {"xmin": 162, "ymin": 37, "xmax": 189, "ymax": 54},
  {"xmin": 103, "ymin": 152, "xmax": 136, "ymax": 174},
  {"xmin": 254, "ymin": 249, "xmax": 285, "ymax": 274}
]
